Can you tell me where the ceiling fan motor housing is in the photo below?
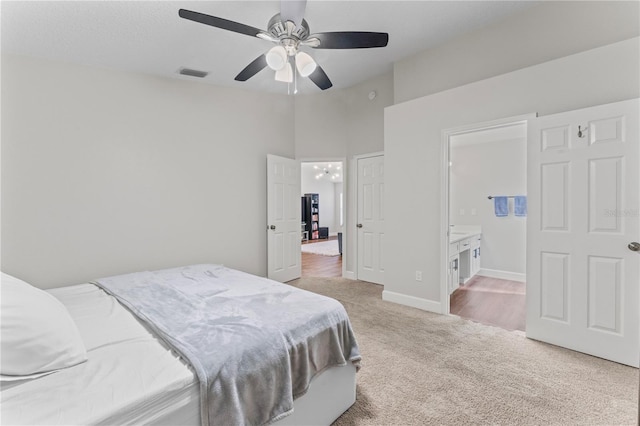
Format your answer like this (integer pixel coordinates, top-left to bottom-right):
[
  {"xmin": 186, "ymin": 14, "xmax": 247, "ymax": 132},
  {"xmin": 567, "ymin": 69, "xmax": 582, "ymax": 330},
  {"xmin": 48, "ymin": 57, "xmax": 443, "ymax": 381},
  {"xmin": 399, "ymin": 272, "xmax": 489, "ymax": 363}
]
[{"xmin": 266, "ymin": 13, "xmax": 310, "ymax": 51}]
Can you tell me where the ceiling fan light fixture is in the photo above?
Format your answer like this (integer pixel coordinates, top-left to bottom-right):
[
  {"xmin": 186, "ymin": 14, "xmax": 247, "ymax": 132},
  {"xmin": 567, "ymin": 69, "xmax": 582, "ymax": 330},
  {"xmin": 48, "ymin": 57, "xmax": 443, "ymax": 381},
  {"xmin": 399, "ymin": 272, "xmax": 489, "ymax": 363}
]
[
  {"xmin": 266, "ymin": 46, "xmax": 287, "ymax": 71},
  {"xmin": 295, "ymin": 51, "xmax": 316, "ymax": 77},
  {"xmin": 275, "ymin": 62, "xmax": 293, "ymax": 83},
  {"xmin": 179, "ymin": 7, "xmax": 389, "ymax": 91}
]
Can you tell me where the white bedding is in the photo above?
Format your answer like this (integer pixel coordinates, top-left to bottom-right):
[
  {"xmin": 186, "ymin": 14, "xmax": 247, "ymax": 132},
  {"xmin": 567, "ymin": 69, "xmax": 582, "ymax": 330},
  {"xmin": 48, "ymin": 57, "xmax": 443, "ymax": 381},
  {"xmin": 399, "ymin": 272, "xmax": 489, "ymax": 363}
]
[
  {"xmin": 92, "ymin": 264, "xmax": 361, "ymax": 426},
  {"xmin": 1, "ymin": 278, "xmax": 358, "ymax": 426},
  {"xmin": 1, "ymin": 284, "xmax": 200, "ymax": 425}
]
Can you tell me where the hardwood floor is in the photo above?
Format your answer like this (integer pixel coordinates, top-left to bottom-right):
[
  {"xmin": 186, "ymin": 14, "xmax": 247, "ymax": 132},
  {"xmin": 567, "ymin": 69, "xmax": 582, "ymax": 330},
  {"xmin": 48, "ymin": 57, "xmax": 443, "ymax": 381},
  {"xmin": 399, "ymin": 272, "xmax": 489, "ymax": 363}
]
[
  {"xmin": 301, "ymin": 237, "xmax": 342, "ymax": 277},
  {"xmin": 450, "ymin": 275, "xmax": 525, "ymax": 332}
]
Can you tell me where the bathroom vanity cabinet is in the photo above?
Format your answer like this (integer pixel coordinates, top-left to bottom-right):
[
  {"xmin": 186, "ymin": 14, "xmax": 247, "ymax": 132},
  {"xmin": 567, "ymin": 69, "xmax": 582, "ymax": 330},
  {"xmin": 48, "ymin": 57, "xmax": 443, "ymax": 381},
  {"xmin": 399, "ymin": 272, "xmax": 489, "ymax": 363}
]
[{"xmin": 448, "ymin": 230, "xmax": 482, "ymax": 294}]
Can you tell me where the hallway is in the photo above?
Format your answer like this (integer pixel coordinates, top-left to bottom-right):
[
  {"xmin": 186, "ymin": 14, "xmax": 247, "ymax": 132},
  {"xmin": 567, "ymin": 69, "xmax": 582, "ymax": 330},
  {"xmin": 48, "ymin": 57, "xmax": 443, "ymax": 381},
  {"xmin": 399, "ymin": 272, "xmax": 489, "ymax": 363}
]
[{"xmin": 301, "ymin": 236, "xmax": 342, "ymax": 277}]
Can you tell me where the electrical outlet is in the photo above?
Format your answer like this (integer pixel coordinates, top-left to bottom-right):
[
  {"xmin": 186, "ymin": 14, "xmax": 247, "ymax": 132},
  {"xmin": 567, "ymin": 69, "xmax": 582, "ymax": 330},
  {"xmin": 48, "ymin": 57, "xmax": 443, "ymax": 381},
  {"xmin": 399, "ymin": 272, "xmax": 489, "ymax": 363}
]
[
  {"xmin": 415, "ymin": 271, "xmax": 422, "ymax": 281},
  {"xmin": 459, "ymin": 208, "xmax": 465, "ymax": 215}
]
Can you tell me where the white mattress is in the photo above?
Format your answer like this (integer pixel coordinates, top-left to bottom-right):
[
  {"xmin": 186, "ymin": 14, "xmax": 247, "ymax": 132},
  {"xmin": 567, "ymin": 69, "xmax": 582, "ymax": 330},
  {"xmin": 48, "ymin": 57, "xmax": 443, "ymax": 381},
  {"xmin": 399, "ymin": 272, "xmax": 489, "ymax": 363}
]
[
  {"xmin": 1, "ymin": 282, "xmax": 357, "ymax": 426},
  {"xmin": 1, "ymin": 284, "xmax": 200, "ymax": 425}
]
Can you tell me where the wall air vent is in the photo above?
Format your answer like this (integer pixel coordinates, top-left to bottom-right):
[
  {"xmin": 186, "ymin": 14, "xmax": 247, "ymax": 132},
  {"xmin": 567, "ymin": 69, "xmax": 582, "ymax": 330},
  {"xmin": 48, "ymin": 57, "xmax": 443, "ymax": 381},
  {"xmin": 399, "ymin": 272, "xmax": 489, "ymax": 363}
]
[{"xmin": 179, "ymin": 68, "xmax": 208, "ymax": 78}]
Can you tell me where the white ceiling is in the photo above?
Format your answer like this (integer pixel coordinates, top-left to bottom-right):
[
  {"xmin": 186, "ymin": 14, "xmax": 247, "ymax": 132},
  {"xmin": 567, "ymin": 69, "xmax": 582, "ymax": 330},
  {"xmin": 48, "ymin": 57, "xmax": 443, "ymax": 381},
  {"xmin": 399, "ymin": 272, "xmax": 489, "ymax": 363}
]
[
  {"xmin": 1, "ymin": 1, "xmax": 537, "ymax": 95},
  {"xmin": 302, "ymin": 162, "xmax": 343, "ymax": 182}
]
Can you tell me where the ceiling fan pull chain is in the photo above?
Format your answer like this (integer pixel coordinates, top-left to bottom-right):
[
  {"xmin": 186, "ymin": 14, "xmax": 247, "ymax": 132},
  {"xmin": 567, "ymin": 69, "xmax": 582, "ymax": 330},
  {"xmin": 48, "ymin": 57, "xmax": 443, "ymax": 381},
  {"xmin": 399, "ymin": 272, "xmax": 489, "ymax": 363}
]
[
  {"xmin": 293, "ymin": 55, "xmax": 298, "ymax": 95},
  {"xmin": 287, "ymin": 57, "xmax": 293, "ymax": 96}
]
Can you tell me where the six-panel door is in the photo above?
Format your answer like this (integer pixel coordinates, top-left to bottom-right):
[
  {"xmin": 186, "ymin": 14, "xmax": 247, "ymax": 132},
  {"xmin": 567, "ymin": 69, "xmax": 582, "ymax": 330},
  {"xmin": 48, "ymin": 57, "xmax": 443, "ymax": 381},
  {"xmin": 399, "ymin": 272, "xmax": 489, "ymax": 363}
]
[{"xmin": 527, "ymin": 99, "xmax": 639, "ymax": 367}]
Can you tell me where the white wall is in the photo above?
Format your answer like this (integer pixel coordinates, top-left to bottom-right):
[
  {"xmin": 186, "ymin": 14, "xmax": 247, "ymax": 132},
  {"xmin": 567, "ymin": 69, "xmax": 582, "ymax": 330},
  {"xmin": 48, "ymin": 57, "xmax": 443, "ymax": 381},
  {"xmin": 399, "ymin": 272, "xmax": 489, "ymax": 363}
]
[
  {"xmin": 385, "ymin": 37, "xmax": 640, "ymax": 312},
  {"xmin": 294, "ymin": 90, "xmax": 349, "ymax": 159},
  {"xmin": 343, "ymin": 72, "xmax": 394, "ymax": 158},
  {"xmin": 300, "ymin": 164, "xmax": 336, "ymax": 235},
  {"xmin": 294, "ymin": 71, "xmax": 393, "ymax": 159},
  {"xmin": 394, "ymin": 1, "xmax": 640, "ymax": 104},
  {"xmin": 1, "ymin": 54, "xmax": 294, "ymax": 289},
  {"xmin": 450, "ymin": 138, "xmax": 526, "ymax": 276},
  {"xmin": 0, "ymin": 52, "xmax": 388, "ymax": 288}
]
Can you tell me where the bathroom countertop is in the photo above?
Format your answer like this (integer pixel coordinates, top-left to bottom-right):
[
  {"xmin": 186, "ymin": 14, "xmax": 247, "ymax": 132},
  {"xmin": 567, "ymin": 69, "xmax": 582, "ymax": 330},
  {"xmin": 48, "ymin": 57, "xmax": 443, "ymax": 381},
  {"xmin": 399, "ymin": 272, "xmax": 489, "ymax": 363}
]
[
  {"xmin": 448, "ymin": 226, "xmax": 482, "ymax": 244},
  {"xmin": 449, "ymin": 232, "xmax": 481, "ymax": 244}
]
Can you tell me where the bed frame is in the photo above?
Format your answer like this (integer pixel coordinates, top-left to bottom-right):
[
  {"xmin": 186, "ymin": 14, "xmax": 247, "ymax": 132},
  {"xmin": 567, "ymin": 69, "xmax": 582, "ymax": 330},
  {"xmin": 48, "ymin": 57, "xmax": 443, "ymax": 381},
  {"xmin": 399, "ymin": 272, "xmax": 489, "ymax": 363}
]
[
  {"xmin": 275, "ymin": 363, "xmax": 357, "ymax": 425},
  {"xmin": 150, "ymin": 363, "xmax": 357, "ymax": 425}
]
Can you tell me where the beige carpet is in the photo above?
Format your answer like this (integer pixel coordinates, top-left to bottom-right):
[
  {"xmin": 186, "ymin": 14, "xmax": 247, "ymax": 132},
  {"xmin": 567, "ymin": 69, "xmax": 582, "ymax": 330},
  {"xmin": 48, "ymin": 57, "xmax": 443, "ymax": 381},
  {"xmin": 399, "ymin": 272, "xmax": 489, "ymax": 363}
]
[{"xmin": 288, "ymin": 277, "xmax": 638, "ymax": 425}]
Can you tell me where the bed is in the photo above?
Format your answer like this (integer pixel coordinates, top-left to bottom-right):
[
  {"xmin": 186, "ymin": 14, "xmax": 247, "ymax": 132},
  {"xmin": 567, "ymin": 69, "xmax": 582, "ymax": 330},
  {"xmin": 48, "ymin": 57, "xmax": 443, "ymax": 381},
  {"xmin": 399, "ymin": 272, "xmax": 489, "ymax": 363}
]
[{"xmin": 0, "ymin": 265, "xmax": 360, "ymax": 425}]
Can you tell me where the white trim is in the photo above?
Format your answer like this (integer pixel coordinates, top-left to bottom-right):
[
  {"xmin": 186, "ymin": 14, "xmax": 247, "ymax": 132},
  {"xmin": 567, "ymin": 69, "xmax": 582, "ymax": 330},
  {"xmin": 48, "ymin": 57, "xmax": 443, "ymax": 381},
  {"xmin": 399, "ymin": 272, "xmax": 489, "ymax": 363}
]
[
  {"xmin": 440, "ymin": 113, "xmax": 537, "ymax": 315},
  {"xmin": 477, "ymin": 269, "xmax": 526, "ymax": 283},
  {"xmin": 298, "ymin": 156, "xmax": 348, "ymax": 163},
  {"xmin": 440, "ymin": 126, "xmax": 450, "ymax": 314},
  {"xmin": 382, "ymin": 290, "xmax": 442, "ymax": 314},
  {"xmin": 346, "ymin": 157, "xmax": 357, "ymax": 279},
  {"xmin": 352, "ymin": 151, "xmax": 384, "ymax": 161},
  {"xmin": 442, "ymin": 113, "xmax": 538, "ymax": 137},
  {"xmin": 343, "ymin": 271, "xmax": 356, "ymax": 280}
]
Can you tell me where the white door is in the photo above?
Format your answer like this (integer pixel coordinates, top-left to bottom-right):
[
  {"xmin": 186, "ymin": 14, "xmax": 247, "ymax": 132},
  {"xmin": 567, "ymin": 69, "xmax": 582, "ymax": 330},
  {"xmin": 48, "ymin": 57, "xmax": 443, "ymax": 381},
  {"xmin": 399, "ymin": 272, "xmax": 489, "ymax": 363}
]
[
  {"xmin": 357, "ymin": 155, "xmax": 385, "ymax": 284},
  {"xmin": 267, "ymin": 154, "xmax": 301, "ymax": 282},
  {"xmin": 527, "ymin": 98, "xmax": 639, "ymax": 367}
]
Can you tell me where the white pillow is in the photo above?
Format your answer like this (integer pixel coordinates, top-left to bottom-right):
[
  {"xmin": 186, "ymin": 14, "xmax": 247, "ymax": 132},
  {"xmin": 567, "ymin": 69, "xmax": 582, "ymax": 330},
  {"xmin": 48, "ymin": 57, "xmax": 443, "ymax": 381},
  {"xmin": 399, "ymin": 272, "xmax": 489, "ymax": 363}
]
[{"xmin": 1, "ymin": 272, "xmax": 87, "ymax": 379}]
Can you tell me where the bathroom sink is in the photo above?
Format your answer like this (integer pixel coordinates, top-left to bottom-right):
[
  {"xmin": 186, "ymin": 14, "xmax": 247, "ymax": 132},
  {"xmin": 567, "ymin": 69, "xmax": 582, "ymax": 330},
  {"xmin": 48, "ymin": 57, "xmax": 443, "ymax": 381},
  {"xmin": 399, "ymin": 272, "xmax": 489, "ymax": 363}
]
[{"xmin": 449, "ymin": 227, "xmax": 482, "ymax": 243}]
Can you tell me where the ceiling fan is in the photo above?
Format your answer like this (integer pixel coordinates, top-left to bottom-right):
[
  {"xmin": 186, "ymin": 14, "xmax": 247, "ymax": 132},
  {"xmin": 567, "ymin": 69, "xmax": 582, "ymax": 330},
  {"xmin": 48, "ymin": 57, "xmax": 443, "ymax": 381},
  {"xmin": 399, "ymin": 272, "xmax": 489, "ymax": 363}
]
[{"xmin": 178, "ymin": 0, "xmax": 389, "ymax": 91}]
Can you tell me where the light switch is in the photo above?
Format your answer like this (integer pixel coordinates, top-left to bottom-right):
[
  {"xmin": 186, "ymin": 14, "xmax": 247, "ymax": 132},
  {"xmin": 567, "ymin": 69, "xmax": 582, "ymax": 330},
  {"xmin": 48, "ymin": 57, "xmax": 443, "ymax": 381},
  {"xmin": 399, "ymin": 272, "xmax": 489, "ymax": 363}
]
[
  {"xmin": 460, "ymin": 208, "xmax": 465, "ymax": 216},
  {"xmin": 471, "ymin": 208, "xmax": 477, "ymax": 216}
]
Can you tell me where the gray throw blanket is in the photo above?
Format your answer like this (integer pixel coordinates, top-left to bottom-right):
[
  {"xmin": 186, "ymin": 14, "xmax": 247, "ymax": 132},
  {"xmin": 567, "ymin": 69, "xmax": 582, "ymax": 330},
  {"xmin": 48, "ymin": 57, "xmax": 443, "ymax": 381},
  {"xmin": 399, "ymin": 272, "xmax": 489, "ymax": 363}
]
[{"xmin": 92, "ymin": 264, "xmax": 361, "ymax": 426}]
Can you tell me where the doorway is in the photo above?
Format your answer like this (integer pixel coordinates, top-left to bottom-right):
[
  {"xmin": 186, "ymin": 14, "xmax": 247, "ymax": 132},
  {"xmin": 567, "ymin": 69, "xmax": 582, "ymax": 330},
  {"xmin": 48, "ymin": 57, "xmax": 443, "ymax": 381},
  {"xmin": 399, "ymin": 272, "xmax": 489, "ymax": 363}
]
[
  {"xmin": 444, "ymin": 116, "xmax": 531, "ymax": 331},
  {"xmin": 300, "ymin": 161, "xmax": 344, "ymax": 277},
  {"xmin": 438, "ymin": 100, "xmax": 639, "ymax": 366}
]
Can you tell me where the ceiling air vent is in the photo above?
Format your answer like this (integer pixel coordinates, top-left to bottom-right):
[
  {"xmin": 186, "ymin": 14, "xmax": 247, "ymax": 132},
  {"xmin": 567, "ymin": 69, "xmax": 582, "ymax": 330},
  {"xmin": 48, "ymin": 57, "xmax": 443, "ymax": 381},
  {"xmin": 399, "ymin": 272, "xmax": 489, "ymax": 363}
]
[{"xmin": 179, "ymin": 68, "xmax": 208, "ymax": 78}]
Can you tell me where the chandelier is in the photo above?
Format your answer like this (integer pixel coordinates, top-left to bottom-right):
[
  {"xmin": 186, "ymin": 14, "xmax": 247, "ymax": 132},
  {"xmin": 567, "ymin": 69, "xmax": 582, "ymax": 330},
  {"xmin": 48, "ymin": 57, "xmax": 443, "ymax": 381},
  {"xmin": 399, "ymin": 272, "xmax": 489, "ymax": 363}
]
[{"xmin": 314, "ymin": 163, "xmax": 341, "ymax": 181}]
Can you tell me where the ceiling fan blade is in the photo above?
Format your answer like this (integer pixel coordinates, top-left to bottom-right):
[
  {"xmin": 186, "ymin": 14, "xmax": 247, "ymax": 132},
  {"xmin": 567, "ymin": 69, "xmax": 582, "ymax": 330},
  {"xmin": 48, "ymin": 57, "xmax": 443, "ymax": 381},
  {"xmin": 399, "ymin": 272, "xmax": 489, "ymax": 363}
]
[
  {"xmin": 280, "ymin": 0, "xmax": 307, "ymax": 26},
  {"xmin": 234, "ymin": 54, "xmax": 268, "ymax": 81},
  {"xmin": 179, "ymin": 9, "xmax": 263, "ymax": 38},
  {"xmin": 310, "ymin": 32, "xmax": 389, "ymax": 49},
  {"xmin": 308, "ymin": 65, "xmax": 333, "ymax": 90}
]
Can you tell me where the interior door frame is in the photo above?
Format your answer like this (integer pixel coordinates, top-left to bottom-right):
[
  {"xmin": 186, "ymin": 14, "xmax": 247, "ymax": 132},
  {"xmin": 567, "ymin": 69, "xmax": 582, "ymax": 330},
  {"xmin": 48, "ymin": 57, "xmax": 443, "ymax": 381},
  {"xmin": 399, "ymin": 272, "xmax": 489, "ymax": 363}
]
[
  {"xmin": 299, "ymin": 157, "xmax": 348, "ymax": 278},
  {"xmin": 439, "ymin": 114, "xmax": 537, "ymax": 314},
  {"xmin": 352, "ymin": 151, "xmax": 384, "ymax": 282}
]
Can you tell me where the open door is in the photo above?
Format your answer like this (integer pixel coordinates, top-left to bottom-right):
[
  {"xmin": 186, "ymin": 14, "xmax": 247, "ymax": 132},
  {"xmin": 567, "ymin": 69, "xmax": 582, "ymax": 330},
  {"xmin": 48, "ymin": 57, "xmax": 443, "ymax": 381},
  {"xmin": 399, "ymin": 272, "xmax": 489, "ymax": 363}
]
[
  {"xmin": 356, "ymin": 154, "xmax": 385, "ymax": 285},
  {"xmin": 527, "ymin": 99, "xmax": 639, "ymax": 367},
  {"xmin": 267, "ymin": 154, "xmax": 301, "ymax": 282}
]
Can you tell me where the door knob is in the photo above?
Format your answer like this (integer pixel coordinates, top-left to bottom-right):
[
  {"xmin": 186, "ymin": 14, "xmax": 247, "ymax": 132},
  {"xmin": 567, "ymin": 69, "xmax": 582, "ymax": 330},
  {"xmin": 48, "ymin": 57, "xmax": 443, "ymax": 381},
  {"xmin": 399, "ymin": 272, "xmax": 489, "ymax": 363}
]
[
  {"xmin": 269, "ymin": 225, "xmax": 276, "ymax": 230},
  {"xmin": 629, "ymin": 242, "xmax": 640, "ymax": 251},
  {"xmin": 356, "ymin": 224, "xmax": 363, "ymax": 228}
]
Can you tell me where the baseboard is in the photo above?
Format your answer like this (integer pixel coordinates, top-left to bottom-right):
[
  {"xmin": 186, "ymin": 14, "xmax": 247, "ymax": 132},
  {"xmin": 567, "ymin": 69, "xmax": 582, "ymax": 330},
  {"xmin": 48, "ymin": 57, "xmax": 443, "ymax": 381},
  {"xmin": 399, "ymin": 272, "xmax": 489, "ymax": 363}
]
[
  {"xmin": 382, "ymin": 290, "xmax": 442, "ymax": 314},
  {"xmin": 477, "ymin": 268, "xmax": 525, "ymax": 283},
  {"xmin": 343, "ymin": 271, "xmax": 356, "ymax": 280}
]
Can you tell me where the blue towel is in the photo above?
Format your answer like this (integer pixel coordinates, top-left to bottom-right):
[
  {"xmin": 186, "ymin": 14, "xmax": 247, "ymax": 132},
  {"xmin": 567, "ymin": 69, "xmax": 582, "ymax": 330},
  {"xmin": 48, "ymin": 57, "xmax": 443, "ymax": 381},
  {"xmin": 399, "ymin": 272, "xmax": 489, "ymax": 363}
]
[
  {"xmin": 494, "ymin": 197, "xmax": 508, "ymax": 217},
  {"xmin": 514, "ymin": 196, "xmax": 527, "ymax": 217}
]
